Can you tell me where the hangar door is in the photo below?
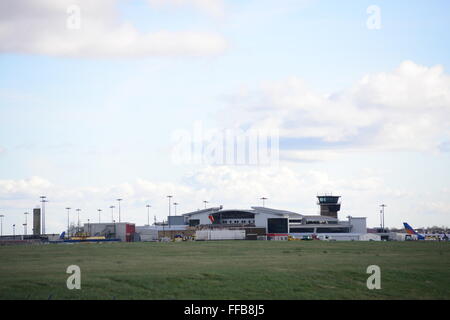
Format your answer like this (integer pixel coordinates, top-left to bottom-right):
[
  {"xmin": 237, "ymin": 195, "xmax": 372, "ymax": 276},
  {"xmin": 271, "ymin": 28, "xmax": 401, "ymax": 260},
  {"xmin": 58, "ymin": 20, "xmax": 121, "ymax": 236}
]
[{"xmin": 267, "ymin": 218, "xmax": 288, "ymax": 234}]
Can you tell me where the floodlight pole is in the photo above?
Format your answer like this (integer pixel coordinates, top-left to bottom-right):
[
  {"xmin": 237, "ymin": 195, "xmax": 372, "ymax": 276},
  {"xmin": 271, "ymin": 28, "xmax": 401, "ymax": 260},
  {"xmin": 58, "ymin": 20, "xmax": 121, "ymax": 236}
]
[
  {"xmin": 167, "ymin": 195, "xmax": 172, "ymax": 228},
  {"xmin": 380, "ymin": 204, "xmax": 387, "ymax": 232},
  {"xmin": 24, "ymin": 212, "xmax": 29, "ymax": 236},
  {"xmin": 110, "ymin": 205, "xmax": 115, "ymax": 223},
  {"xmin": 76, "ymin": 209, "xmax": 81, "ymax": 234},
  {"xmin": 379, "ymin": 209, "xmax": 382, "ymax": 230},
  {"xmin": 163, "ymin": 219, "xmax": 165, "ymax": 238},
  {"xmin": 98, "ymin": 209, "xmax": 102, "ymax": 223},
  {"xmin": 146, "ymin": 205, "xmax": 151, "ymax": 226},
  {"xmin": 173, "ymin": 202, "xmax": 178, "ymax": 216},
  {"xmin": 66, "ymin": 207, "xmax": 71, "ymax": 238},
  {"xmin": 260, "ymin": 197, "xmax": 268, "ymax": 207},
  {"xmin": 40, "ymin": 196, "xmax": 47, "ymax": 235},
  {"xmin": 203, "ymin": 200, "xmax": 208, "ymax": 209},
  {"xmin": 117, "ymin": 199, "xmax": 122, "ymax": 223}
]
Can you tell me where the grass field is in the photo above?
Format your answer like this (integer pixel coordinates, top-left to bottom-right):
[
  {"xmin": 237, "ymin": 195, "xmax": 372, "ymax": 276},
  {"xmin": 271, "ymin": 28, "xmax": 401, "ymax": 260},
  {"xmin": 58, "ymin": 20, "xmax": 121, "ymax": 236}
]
[{"xmin": 1, "ymin": 240, "xmax": 450, "ymax": 300}]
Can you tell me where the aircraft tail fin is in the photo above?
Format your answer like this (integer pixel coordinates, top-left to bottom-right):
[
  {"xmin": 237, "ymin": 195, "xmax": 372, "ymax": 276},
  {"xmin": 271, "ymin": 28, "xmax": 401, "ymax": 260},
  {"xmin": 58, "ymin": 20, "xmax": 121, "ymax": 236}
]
[
  {"xmin": 403, "ymin": 222, "xmax": 417, "ymax": 235},
  {"xmin": 403, "ymin": 223, "xmax": 425, "ymax": 240}
]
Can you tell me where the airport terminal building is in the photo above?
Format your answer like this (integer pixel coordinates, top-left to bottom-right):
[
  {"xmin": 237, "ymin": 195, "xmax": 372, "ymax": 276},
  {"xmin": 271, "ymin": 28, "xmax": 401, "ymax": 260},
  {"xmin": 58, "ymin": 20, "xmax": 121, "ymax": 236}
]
[{"xmin": 173, "ymin": 196, "xmax": 369, "ymax": 240}]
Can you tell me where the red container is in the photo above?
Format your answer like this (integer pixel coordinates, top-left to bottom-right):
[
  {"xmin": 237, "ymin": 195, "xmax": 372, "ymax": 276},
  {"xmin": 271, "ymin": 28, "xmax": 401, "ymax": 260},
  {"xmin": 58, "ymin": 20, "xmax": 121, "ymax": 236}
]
[{"xmin": 125, "ymin": 223, "xmax": 135, "ymax": 242}]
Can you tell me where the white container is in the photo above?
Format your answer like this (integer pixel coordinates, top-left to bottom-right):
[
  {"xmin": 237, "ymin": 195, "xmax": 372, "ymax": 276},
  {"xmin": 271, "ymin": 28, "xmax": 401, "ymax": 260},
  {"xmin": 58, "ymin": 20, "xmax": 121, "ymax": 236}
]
[{"xmin": 195, "ymin": 229, "xmax": 246, "ymax": 240}]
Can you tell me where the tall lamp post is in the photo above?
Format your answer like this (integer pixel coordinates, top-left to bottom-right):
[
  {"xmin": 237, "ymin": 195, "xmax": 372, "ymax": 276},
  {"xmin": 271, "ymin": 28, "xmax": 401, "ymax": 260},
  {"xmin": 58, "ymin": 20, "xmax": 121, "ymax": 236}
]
[
  {"xmin": 146, "ymin": 205, "xmax": 151, "ymax": 226},
  {"xmin": 40, "ymin": 196, "xmax": 48, "ymax": 234},
  {"xmin": 13, "ymin": 224, "xmax": 16, "ymax": 239},
  {"xmin": 162, "ymin": 218, "xmax": 165, "ymax": 238},
  {"xmin": 260, "ymin": 197, "xmax": 268, "ymax": 207},
  {"xmin": 116, "ymin": 199, "xmax": 122, "ymax": 223},
  {"xmin": 97, "ymin": 209, "xmax": 102, "ymax": 223},
  {"xmin": 24, "ymin": 212, "xmax": 29, "ymax": 236},
  {"xmin": 203, "ymin": 200, "xmax": 208, "ymax": 209},
  {"xmin": 167, "ymin": 195, "xmax": 172, "ymax": 227},
  {"xmin": 76, "ymin": 209, "xmax": 81, "ymax": 234},
  {"xmin": 66, "ymin": 207, "xmax": 71, "ymax": 238},
  {"xmin": 173, "ymin": 202, "xmax": 178, "ymax": 216},
  {"xmin": 380, "ymin": 204, "xmax": 387, "ymax": 232},
  {"xmin": 110, "ymin": 205, "xmax": 115, "ymax": 223},
  {"xmin": 0, "ymin": 214, "xmax": 4, "ymax": 237}
]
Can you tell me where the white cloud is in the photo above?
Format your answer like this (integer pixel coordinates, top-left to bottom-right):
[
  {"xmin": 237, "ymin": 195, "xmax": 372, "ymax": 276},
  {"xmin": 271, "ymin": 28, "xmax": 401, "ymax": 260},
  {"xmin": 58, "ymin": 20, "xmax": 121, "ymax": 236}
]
[
  {"xmin": 280, "ymin": 149, "xmax": 341, "ymax": 162},
  {"xmin": 147, "ymin": 0, "xmax": 225, "ymax": 18},
  {"xmin": 0, "ymin": 165, "xmax": 449, "ymax": 233},
  {"xmin": 223, "ymin": 61, "xmax": 450, "ymax": 159},
  {"xmin": 0, "ymin": 176, "xmax": 53, "ymax": 200},
  {"xmin": 0, "ymin": 0, "xmax": 227, "ymax": 57}
]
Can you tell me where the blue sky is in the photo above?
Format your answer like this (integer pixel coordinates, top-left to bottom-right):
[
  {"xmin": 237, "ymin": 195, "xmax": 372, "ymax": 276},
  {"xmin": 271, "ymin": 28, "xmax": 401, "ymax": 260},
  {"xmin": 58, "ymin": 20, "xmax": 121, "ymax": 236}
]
[{"xmin": 0, "ymin": 0, "xmax": 449, "ymax": 234}]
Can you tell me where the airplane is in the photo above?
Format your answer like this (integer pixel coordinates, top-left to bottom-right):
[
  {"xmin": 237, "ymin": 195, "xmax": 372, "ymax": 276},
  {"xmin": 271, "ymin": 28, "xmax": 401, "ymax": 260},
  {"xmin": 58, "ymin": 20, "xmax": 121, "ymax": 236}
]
[
  {"xmin": 403, "ymin": 222, "xmax": 449, "ymax": 241},
  {"xmin": 403, "ymin": 222, "xmax": 425, "ymax": 240}
]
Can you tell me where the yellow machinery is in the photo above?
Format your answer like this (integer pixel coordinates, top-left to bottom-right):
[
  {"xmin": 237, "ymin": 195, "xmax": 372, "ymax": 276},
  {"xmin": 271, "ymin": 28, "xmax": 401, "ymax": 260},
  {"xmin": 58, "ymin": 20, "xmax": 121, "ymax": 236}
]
[{"xmin": 69, "ymin": 232, "xmax": 107, "ymax": 241}]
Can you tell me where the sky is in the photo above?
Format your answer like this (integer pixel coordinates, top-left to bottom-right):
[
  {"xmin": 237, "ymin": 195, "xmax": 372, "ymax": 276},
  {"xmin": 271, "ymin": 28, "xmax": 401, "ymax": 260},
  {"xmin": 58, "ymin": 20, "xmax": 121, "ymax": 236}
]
[{"xmin": 0, "ymin": 0, "xmax": 450, "ymax": 234}]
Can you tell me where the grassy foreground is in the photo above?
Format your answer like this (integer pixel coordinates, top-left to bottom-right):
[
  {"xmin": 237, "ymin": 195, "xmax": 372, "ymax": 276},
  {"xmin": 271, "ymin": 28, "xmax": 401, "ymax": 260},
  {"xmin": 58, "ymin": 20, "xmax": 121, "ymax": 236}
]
[{"xmin": 1, "ymin": 240, "xmax": 450, "ymax": 300}]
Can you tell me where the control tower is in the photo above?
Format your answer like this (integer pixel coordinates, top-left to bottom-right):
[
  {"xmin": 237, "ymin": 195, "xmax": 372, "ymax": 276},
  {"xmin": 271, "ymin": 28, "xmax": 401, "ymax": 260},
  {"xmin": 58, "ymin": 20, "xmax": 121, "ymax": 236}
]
[
  {"xmin": 317, "ymin": 195, "xmax": 341, "ymax": 218},
  {"xmin": 33, "ymin": 207, "xmax": 41, "ymax": 236}
]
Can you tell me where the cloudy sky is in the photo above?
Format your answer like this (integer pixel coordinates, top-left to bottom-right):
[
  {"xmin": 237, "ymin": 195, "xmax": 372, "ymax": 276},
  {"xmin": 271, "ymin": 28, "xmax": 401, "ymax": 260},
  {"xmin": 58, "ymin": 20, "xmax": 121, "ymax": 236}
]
[{"xmin": 1, "ymin": 0, "xmax": 450, "ymax": 234}]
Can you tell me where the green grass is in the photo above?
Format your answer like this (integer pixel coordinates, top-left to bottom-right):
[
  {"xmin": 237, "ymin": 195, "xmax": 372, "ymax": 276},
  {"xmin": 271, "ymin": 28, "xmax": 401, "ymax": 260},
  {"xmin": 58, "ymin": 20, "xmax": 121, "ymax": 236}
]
[{"xmin": 1, "ymin": 241, "xmax": 450, "ymax": 300}]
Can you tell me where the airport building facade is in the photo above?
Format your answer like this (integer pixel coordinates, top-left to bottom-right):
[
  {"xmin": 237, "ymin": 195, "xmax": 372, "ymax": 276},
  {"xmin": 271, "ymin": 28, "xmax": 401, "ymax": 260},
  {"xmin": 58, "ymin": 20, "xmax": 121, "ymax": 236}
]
[
  {"xmin": 76, "ymin": 195, "xmax": 371, "ymax": 242},
  {"xmin": 167, "ymin": 195, "xmax": 369, "ymax": 240}
]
